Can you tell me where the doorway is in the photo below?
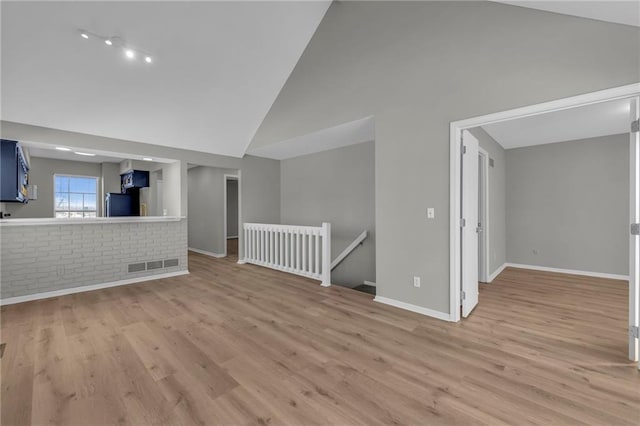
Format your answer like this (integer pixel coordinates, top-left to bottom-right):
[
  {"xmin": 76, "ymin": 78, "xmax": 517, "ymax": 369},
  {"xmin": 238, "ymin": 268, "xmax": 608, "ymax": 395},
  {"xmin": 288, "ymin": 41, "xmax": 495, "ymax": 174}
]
[
  {"xmin": 450, "ymin": 83, "xmax": 640, "ymax": 362},
  {"xmin": 224, "ymin": 174, "xmax": 239, "ymax": 258}
]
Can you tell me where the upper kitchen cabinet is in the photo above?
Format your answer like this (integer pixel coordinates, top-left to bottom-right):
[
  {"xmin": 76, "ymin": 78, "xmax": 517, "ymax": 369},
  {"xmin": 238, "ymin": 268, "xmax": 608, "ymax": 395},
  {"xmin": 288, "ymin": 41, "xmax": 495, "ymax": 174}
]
[
  {"xmin": 0, "ymin": 139, "xmax": 29, "ymax": 203},
  {"xmin": 121, "ymin": 169, "xmax": 150, "ymax": 191}
]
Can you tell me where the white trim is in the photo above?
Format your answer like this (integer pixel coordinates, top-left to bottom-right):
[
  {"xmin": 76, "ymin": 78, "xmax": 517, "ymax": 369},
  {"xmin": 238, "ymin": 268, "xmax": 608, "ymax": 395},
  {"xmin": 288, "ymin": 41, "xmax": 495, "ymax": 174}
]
[
  {"xmin": 188, "ymin": 247, "xmax": 225, "ymax": 258},
  {"xmin": 363, "ymin": 280, "xmax": 377, "ymax": 287},
  {"xmin": 374, "ymin": 296, "xmax": 453, "ymax": 322},
  {"xmin": 223, "ymin": 174, "xmax": 240, "ymax": 257},
  {"xmin": 488, "ymin": 263, "xmax": 507, "ymax": 283},
  {"xmin": 226, "ymin": 236, "xmax": 238, "ymax": 239},
  {"xmin": 450, "ymin": 83, "xmax": 640, "ymax": 322},
  {"xmin": 237, "ymin": 259, "xmax": 247, "ymax": 264},
  {"xmin": 505, "ymin": 263, "xmax": 628, "ymax": 281},
  {"xmin": 0, "ymin": 270, "xmax": 190, "ymax": 306}
]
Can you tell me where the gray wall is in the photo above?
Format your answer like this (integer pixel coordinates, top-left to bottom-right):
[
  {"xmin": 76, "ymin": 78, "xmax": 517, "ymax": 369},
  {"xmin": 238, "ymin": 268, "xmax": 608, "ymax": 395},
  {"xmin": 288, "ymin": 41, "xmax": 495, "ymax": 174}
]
[
  {"xmin": 249, "ymin": 1, "xmax": 639, "ymax": 314},
  {"xmin": 4, "ymin": 157, "xmax": 119, "ymax": 218},
  {"xmin": 469, "ymin": 128, "xmax": 506, "ymax": 278},
  {"xmin": 227, "ymin": 179, "xmax": 239, "ymax": 237},
  {"xmin": 506, "ymin": 134, "xmax": 629, "ymax": 275},
  {"xmin": 188, "ymin": 166, "xmax": 237, "ymax": 255},
  {"xmin": 281, "ymin": 141, "xmax": 375, "ymax": 288}
]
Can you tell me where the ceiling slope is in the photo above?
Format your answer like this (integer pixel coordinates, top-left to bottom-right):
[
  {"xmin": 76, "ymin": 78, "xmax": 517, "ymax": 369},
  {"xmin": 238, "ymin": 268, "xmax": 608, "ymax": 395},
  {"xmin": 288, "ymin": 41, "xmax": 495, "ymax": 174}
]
[
  {"xmin": 1, "ymin": 1, "xmax": 330, "ymax": 157},
  {"xmin": 493, "ymin": 1, "xmax": 640, "ymax": 28}
]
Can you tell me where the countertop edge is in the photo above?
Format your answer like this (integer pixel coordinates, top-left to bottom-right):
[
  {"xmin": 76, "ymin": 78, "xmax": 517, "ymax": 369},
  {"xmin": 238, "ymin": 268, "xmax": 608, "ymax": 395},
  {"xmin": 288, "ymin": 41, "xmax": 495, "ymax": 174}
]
[{"xmin": 0, "ymin": 216, "xmax": 186, "ymax": 226}]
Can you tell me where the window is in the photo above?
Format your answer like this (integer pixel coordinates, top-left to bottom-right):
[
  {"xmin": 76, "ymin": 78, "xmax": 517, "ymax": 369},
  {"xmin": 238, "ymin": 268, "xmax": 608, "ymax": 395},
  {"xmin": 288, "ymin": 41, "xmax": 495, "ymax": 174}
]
[{"xmin": 54, "ymin": 175, "xmax": 98, "ymax": 218}]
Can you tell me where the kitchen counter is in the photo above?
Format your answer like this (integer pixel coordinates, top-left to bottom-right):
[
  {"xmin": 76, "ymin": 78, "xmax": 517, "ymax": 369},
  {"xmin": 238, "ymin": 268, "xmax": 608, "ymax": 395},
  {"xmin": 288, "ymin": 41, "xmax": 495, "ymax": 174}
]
[
  {"xmin": 1, "ymin": 217, "xmax": 188, "ymax": 303},
  {"xmin": 0, "ymin": 216, "xmax": 185, "ymax": 226}
]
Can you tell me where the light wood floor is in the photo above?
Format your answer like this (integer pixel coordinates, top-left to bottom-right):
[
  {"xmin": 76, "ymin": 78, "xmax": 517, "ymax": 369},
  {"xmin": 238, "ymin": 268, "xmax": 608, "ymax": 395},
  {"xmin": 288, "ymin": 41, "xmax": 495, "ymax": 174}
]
[{"xmin": 1, "ymin": 253, "xmax": 639, "ymax": 425}]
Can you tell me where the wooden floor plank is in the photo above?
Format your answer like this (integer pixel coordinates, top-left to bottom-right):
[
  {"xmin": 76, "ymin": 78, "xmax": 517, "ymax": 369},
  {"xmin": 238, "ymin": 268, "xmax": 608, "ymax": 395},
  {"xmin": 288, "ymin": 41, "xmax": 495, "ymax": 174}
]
[{"xmin": 1, "ymin": 255, "xmax": 639, "ymax": 425}]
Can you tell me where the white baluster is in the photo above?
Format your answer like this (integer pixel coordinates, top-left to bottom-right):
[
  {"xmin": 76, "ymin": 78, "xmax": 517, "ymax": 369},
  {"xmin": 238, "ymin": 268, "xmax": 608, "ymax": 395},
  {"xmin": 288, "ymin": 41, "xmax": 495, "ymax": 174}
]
[{"xmin": 321, "ymin": 222, "xmax": 331, "ymax": 287}]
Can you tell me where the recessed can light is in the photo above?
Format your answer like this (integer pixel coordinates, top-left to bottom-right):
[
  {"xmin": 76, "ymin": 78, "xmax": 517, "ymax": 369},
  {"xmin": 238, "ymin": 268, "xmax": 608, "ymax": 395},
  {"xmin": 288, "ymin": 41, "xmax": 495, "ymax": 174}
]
[
  {"xmin": 143, "ymin": 157, "xmax": 153, "ymax": 161},
  {"xmin": 55, "ymin": 147, "xmax": 72, "ymax": 151},
  {"xmin": 125, "ymin": 49, "xmax": 135, "ymax": 59},
  {"xmin": 144, "ymin": 56, "xmax": 152, "ymax": 64},
  {"xmin": 105, "ymin": 39, "xmax": 113, "ymax": 46},
  {"xmin": 74, "ymin": 152, "xmax": 96, "ymax": 157},
  {"xmin": 80, "ymin": 32, "xmax": 89, "ymax": 39}
]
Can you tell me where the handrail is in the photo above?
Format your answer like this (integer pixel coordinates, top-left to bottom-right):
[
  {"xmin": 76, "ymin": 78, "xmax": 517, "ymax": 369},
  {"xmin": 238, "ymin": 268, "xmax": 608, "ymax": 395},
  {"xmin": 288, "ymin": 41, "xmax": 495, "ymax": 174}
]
[
  {"xmin": 242, "ymin": 222, "xmax": 331, "ymax": 286},
  {"xmin": 331, "ymin": 230, "xmax": 368, "ymax": 270}
]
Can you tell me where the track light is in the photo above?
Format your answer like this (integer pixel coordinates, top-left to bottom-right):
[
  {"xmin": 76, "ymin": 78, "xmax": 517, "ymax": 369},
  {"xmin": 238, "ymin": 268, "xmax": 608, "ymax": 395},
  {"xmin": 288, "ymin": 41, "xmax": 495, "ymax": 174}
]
[{"xmin": 77, "ymin": 28, "xmax": 153, "ymax": 65}]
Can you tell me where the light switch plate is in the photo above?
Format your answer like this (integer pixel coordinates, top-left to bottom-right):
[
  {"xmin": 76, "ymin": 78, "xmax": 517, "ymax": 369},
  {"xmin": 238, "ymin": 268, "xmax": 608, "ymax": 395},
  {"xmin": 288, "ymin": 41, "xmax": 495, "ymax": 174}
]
[{"xmin": 427, "ymin": 208, "xmax": 435, "ymax": 219}]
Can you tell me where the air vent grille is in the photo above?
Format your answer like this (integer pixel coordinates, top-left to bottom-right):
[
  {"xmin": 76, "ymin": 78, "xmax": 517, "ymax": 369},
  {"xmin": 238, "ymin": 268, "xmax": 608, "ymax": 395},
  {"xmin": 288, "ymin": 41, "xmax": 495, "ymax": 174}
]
[
  {"xmin": 128, "ymin": 263, "xmax": 146, "ymax": 273},
  {"xmin": 164, "ymin": 258, "xmax": 179, "ymax": 268},
  {"xmin": 147, "ymin": 260, "xmax": 163, "ymax": 270}
]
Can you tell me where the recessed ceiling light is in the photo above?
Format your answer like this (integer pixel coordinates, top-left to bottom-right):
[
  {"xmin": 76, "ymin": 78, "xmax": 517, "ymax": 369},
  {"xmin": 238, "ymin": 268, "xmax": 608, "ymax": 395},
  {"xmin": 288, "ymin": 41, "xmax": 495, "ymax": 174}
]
[
  {"xmin": 125, "ymin": 49, "xmax": 135, "ymax": 59},
  {"xmin": 74, "ymin": 152, "xmax": 96, "ymax": 157},
  {"xmin": 105, "ymin": 39, "xmax": 113, "ymax": 46},
  {"xmin": 144, "ymin": 56, "xmax": 152, "ymax": 64},
  {"xmin": 80, "ymin": 31, "xmax": 89, "ymax": 39},
  {"xmin": 55, "ymin": 147, "xmax": 72, "ymax": 151},
  {"xmin": 143, "ymin": 157, "xmax": 153, "ymax": 161}
]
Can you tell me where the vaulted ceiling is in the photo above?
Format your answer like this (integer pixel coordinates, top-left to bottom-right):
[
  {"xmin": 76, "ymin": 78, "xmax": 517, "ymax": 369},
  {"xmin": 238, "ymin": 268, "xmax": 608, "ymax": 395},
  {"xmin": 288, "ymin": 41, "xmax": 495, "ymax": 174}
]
[
  {"xmin": 1, "ymin": 1, "xmax": 330, "ymax": 158},
  {"xmin": 2, "ymin": 1, "xmax": 636, "ymax": 159}
]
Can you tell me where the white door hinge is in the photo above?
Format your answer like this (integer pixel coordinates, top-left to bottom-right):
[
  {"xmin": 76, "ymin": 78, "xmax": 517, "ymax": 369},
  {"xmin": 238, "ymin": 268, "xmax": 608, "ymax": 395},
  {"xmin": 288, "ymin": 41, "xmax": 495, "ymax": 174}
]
[
  {"xmin": 462, "ymin": 145, "xmax": 467, "ymax": 154},
  {"xmin": 631, "ymin": 325, "xmax": 640, "ymax": 339},
  {"xmin": 460, "ymin": 218, "xmax": 466, "ymax": 228},
  {"xmin": 631, "ymin": 223, "xmax": 640, "ymax": 236},
  {"xmin": 461, "ymin": 290, "xmax": 466, "ymax": 301},
  {"xmin": 632, "ymin": 119, "xmax": 639, "ymax": 133}
]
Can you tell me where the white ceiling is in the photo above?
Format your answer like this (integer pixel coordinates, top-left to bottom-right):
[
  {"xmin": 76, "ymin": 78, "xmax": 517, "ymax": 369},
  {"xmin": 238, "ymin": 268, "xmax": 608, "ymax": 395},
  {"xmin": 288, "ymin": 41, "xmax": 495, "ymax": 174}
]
[
  {"xmin": 482, "ymin": 98, "xmax": 632, "ymax": 149},
  {"xmin": 1, "ymin": 1, "xmax": 330, "ymax": 158},
  {"xmin": 494, "ymin": 1, "xmax": 640, "ymax": 27},
  {"xmin": 248, "ymin": 116, "xmax": 375, "ymax": 160}
]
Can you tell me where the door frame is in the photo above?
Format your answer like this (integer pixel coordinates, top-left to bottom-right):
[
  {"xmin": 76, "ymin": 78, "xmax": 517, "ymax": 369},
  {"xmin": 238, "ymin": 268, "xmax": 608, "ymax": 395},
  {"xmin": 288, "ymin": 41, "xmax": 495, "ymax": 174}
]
[
  {"xmin": 478, "ymin": 147, "xmax": 490, "ymax": 284},
  {"xmin": 223, "ymin": 173, "xmax": 240, "ymax": 257},
  {"xmin": 449, "ymin": 82, "xmax": 640, "ymax": 324}
]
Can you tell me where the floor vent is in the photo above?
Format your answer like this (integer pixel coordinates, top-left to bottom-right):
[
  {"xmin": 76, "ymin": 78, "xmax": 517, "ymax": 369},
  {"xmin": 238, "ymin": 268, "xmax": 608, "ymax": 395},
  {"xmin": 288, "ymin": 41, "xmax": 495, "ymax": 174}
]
[
  {"xmin": 164, "ymin": 258, "xmax": 179, "ymax": 268},
  {"xmin": 128, "ymin": 263, "xmax": 146, "ymax": 273},
  {"xmin": 147, "ymin": 260, "xmax": 163, "ymax": 270}
]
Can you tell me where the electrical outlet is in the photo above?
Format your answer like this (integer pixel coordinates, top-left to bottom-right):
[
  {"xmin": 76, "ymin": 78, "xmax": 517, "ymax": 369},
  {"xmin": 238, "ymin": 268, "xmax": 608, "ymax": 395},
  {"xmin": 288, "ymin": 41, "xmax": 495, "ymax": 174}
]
[{"xmin": 413, "ymin": 276, "xmax": 421, "ymax": 288}]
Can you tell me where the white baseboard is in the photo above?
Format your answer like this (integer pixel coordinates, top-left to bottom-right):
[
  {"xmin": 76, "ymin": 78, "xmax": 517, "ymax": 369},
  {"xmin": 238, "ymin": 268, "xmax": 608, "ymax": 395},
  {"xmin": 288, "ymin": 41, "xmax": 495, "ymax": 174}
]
[
  {"xmin": 487, "ymin": 263, "xmax": 507, "ymax": 283},
  {"xmin": 237, "ymin": 259, "xmax": 247, "ymax": 264},
  {"xmin": 0, "ymin": 270, "xmax": 190, "ymax": 306},
  {"xmin": 188, "ymin": 247, "xmax": 225, "ymax": 258},
  {"xmin": 363, "ymin": 280, "xmax": 377, "ymax": 287},
  {"xmin": 374, "ymin": 296, "xmax": 452, "ymax": 322},
  {"xmin": 504, "ymin": 263, "xmax": 628, "ymax": 281},
  {"xmin": 226, "ymin": 236, "xmax": 238, "ymax": 240}
]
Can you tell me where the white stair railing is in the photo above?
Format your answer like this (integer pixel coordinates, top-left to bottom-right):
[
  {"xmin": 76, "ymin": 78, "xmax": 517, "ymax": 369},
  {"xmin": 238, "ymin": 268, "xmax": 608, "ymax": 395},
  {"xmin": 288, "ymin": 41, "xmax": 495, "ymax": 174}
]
[
  {"xmin": 331, "ymin": 230, "xmax": 368, "ymax": 270},
  {"xmin": 243, "ymin": 222, "xmax": 331, "ymax": 287}
]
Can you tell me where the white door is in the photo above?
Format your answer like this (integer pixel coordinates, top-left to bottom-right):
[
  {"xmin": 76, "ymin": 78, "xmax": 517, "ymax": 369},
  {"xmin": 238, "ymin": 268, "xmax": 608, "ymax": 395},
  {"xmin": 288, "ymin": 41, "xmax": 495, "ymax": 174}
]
[
  {"xmin": 462, "ymin": 130, "xmax": 479, "ymax": 317},
  {"xmin": 478, "ymin": 151, "xmax": 487, "ymax": 283},
  {"xmin": 630, "ymin": 96, "xmax": 639, "ymax": 362}
]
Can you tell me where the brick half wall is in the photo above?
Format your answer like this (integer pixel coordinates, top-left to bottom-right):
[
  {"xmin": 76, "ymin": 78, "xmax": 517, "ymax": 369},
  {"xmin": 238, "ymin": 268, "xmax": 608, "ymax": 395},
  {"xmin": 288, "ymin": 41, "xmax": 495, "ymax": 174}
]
[{"xmin": 0, "ymin": 219, "xmax": 188, "ymax": 300}]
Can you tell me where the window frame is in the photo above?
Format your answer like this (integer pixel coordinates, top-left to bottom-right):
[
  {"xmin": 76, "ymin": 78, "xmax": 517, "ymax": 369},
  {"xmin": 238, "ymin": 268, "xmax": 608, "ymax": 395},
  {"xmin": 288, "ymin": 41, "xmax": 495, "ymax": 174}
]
[{"xmin": 52, "ymin": 173, "xmax": 100, "ymax": 218}]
